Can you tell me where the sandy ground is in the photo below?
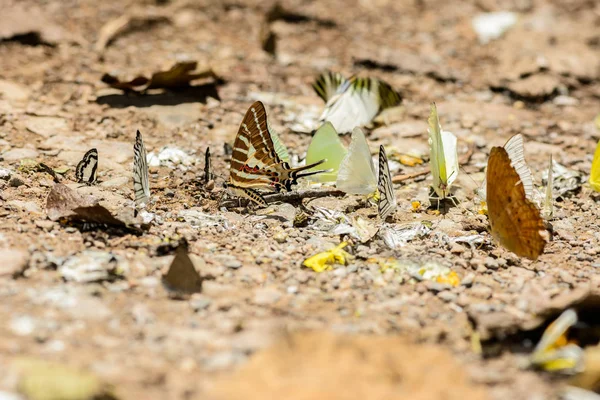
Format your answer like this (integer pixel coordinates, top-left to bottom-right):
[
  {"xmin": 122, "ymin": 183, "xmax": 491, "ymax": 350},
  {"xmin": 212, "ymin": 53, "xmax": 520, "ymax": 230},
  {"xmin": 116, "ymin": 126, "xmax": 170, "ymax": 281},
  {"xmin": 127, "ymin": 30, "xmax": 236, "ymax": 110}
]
[{"xmin": 1, "ymin": 0, "xmax": 600, "ymax": 399}]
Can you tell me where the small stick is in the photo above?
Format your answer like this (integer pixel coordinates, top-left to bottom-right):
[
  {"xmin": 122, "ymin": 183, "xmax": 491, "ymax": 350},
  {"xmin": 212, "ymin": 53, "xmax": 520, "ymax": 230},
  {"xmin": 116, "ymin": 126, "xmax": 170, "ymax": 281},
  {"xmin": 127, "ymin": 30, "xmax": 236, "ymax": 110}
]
[
  {"xmin": 204, "ymin": 147, "xmax": 211, "ymax": 184},
  {"xmin": 392, "ymin": 143, "xmax": 475, "ymax": 184},
  {"xmin": 220, "ymin": 188, "xmax": 346, "ymax": 208}
]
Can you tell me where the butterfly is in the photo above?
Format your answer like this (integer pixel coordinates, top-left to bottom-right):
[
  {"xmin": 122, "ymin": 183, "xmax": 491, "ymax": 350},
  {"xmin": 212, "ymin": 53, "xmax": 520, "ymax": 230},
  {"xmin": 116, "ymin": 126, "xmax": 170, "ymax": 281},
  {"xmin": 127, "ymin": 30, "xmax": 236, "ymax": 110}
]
[
  {"xmin": 75, "ymin": 148, "xmax": 98, "ymax": 185},
  {"xmin": 133, "ymin": 130, "xmax": 150, "ymax": 207},
  {"xmin": 305, "ymin": 122, "xmax": 347, "ymax": 183},
  {"xmin": 529, "ymin": 309, "xmax": 583, "ymax": 374},
  {"xmin": 479, "ymin": 133, "xmax": 534, "ymax": 201},
  {"xmin": 589, "ymin": 137, "xmax": 600, "ymax": 192},
  {"xmin": 227, "ymin": 101, "xmax": 328, "ymax": 206},
  {"xmin": 377, "ymin": 145, "xmax": 396, "ymax": 220},
  {"xmin": 313, "ymin": 72, "xmax": 401, "ymax": 133},
  {"xmin": 162, "ymin": 240, "xmax": 203, "ymax": 297},
  {"xmin": 487, "ymin": 138, "xmax": 547, "ymax": 260},
  {"xmin": 428, "ymin": 103, "xmax": 458, "ymax": 202},
  {"xmin": 336, "ymin": 127, "xmax": 377, "ymax": 195}
]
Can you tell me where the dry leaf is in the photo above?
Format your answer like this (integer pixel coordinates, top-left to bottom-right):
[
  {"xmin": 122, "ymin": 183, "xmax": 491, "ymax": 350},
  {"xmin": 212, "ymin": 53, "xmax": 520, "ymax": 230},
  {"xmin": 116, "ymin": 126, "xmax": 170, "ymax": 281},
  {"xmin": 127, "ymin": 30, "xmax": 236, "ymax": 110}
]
[
  {"xmin": 45, "ymin": 183, "xmax": 144, "ymax": 229},
  {"xmin": 101, "ymin": 62, "xmax": 221, "ymax": 93}
]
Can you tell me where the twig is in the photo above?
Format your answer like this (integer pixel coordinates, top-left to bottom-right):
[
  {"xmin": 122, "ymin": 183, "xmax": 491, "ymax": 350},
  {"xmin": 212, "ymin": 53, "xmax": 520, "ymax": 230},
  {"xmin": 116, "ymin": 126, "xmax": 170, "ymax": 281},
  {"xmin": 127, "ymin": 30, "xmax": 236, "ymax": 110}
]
[
  {"xmin": 392, "ymin": 143, "xmax": 475, "ymax": 184},
  {"xmin": 220, "ymin": 188, "xmax": 346, "ymax": 208}
]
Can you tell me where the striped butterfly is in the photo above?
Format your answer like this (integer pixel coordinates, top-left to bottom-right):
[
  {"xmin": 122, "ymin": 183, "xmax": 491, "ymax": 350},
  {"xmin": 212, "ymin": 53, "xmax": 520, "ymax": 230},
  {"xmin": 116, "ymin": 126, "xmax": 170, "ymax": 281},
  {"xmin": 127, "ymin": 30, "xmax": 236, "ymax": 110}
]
[
  {"xmin": 133, "ymin": 130, "xmax": 150, "ymax": 207},
  {"xmin": 313, "ymin": 72, "xmax": 401, "ymax": 133},
  {"xmin": 227, "ymin": 101, "xmax": 328, "ymax": 206},
  {"xmin": 75, "ymin": 148, "xmax": 98, "ymax": 185},
  {"xmin": 378, "ymin": 145, "xmax": 396, "ymax": 220}
]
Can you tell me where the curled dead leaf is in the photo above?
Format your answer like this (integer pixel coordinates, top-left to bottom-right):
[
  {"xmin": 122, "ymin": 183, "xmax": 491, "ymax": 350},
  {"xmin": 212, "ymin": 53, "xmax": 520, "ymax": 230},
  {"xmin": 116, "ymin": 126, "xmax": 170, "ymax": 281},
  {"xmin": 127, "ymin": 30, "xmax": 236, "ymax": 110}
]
[{"xmin": 101, "ymin": 62, "xmax": 221, "ymax": 93}]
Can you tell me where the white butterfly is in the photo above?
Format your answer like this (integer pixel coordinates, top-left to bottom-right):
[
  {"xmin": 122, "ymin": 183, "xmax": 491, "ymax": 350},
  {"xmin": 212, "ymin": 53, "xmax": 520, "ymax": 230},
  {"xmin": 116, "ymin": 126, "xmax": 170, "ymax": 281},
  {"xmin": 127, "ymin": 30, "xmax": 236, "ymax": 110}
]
[
  {"xmin": 313, "ymin": 72, "xmax": 401, "ymax": 134},
  {"xmin": 336, "ymin": 127, "xmax": 377, "ymax": 195},
  {"xmin": 479, "ymin": 133, "xmax": 534, "ymax": 201},
  {"xmin": 75, "ymin": 148, "xmax": 98, "ymax": 185},
  {"xmin": 428, "ymin": 103, "xmax": 458, "ymax": 201},
  {"xmin": 133, "ymin": 130, "xmax": 150, "ymax": 207},
  {"xmin": 378, "ymin": 145, "xmax": 396, "ymax": 220}
]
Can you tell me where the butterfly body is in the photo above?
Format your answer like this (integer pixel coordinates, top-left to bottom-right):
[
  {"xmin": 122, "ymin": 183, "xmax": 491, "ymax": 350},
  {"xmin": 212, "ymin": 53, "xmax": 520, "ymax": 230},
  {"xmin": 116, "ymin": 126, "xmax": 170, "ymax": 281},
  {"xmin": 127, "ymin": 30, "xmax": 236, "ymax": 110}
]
[
  {"xmin": 227, "ymin": 101, "xmax": 327, "ymax": 206},
  {"xmin": 76, "ymin": 148, "xmax": 98, "ymax": 185},
  {"xmin": 487, "ymin": 146, "xmax": 547, "ymax": 260}
]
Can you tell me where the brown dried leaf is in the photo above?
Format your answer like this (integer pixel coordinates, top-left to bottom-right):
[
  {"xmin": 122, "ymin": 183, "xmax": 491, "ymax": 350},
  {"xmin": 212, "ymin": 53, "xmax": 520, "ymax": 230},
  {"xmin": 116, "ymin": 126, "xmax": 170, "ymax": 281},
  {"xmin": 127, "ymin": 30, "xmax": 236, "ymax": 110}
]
[
  {"xmin": 46, "ymin": 183, "xmax": 144, "ymax": 228},
  {"xmin": 101, "ymin": 62, "xmax": 220, "ymax": 93},
  {"xmin": 46, "ymin": 183, "xmax": 97, "ymax": 221}
]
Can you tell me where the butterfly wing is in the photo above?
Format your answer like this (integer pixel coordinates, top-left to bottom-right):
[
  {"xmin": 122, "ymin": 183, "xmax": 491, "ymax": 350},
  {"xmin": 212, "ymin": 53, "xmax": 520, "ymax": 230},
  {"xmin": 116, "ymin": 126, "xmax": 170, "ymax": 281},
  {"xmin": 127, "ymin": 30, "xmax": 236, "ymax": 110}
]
[
  {"xmin": 162, "ymin": 242, "xmax": 203, "ymax": 295},
  {"xmin": 305, "ymin": 122, "xmax": 347, "ymax": 182},
  {"xmin": 318, "ymin": 77, "xmax": 400, "ymax": 134},
  {"xmin": 487, "ymin": 147, "xmax": 547, "ymax": 260},
  {"xmin": 313, "ymin": 71, "xmax": 348, "ymax": 102},
  {"xmin": 589, "ymin": 139, "xmax": 600, "ymax": 192},
  {"xmin": 76, "ymin": 148, "xmax": 98, "ymax": 185},
  {"xmin": 267, "ymin": 121, "xmax": 290, "ymax": 163},
  {"xmin": 378, "ymin": 145, "xmax": 396, "ymax": 220},
  {"xmin": 504, "ymin": 134, "xmax": 534, "ymax": 200},
  {"xmin": 133, "ymin": 130, "xmax": 150, "ymax": 207},
  {"xmin": 336, "ymin": 127, "xmax": 377, "ymax": 195},
  {"xmin": 442, "ymin": 130, "xmax": 459, "ymax": 188},
  {"xmin": 428, "ymin": 103, "xmax": 448, "ymax": 198},
  {"xmin": 228, "ymin": 101, "xmax": 327, "ymax": 205}
]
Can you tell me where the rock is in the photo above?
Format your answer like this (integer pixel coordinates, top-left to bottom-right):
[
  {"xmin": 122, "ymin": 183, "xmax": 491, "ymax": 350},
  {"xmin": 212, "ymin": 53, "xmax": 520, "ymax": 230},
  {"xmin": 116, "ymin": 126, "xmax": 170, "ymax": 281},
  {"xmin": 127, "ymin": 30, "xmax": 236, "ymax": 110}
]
[
  {"xmin": 0, "ymin": 249, "xmax": 28, "ymax": 276},
  {"xmin": 438, "ymin": 291, "xmax": 458, "ymax": 303},
  {"xmin": 0, "ymin": 167, "xmax": 11, "ymax": 180},
  {"xmin": 190, "ymin": 295, "xmax": 212, "ymax": 311},
  {"xmin": 99, "ymin": 176, "xmax": 129, "ymax": 188},
  {"xmin": 0, "ymin": 80, "xmax": 30, "ymax": 104},
  {"xmin": 507, "ymin": 74, "xmax": 560, "ymax": 100},
  {"xmin": 8, "ymin": 315, "xmax": 35, "ymax": 336},
  {"xmin": 484, "ymin": 257, "xmax": 499, "ymax": 270},
  {"xmin": 2, "ymin": 148, "xmax": 38, "ymax": 161},
  {"xmin": 59, "ymin": 251, "xmax": 119, "ymax": 283},
  {"xmin": 214, "ymin": 254, "xmax": 242, "ymax": 269},
  {"xmin": 8, "ymin": 176, "xmax": 25, "ymax": 187},
  {"xmin": 253, "ymin": 287, "xmax": 282, "ymax": 305},
  {"xmin": 24, "ymin": 116, "xmax": 69, "ymax": 138},
  {"xmin": 34, "ymin": 220, "xmax": 54, "ymax": 231}
]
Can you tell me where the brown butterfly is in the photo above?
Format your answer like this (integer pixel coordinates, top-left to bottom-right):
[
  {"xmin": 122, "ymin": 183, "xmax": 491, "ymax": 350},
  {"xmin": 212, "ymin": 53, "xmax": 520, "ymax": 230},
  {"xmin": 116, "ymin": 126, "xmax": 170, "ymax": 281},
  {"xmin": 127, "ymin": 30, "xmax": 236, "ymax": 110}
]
[
  {"xmin": 226, "ymin": 101, "xmax": 327, "ymax": 206},
  {"xmin": 162, "ymin": 240, "xmax": 203, "ymax": 297},
  {"xmin": 487, "ymin": 141, "xmax": 547, "ymax": 260}
]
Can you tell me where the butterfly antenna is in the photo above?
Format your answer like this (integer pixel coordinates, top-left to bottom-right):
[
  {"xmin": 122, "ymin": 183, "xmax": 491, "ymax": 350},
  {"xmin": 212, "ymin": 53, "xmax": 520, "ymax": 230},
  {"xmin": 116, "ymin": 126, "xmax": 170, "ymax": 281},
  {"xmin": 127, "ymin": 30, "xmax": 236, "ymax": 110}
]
[{"xmin": 292, "ymin": 159, "xmax": 330, "ymax": 179}]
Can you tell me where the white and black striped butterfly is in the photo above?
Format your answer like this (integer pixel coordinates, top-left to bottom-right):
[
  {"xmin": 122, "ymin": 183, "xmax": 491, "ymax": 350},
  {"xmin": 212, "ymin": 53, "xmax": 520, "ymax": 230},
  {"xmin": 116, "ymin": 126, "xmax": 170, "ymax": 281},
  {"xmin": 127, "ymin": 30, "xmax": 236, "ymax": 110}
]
[
  {"xmin": 75, "ymin": 148, "xmax": 98, "ymax": 185},
  {"xmin": 378, "ymin": 145, "xmax": 396, "ymax": 221},
  {"xmin": 133, "ymin": 130, "xmax": 150, "ymax": 207},
  {"xmin": 313, "ymin": 72, "xmax": 401, "ymax": 133}
]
